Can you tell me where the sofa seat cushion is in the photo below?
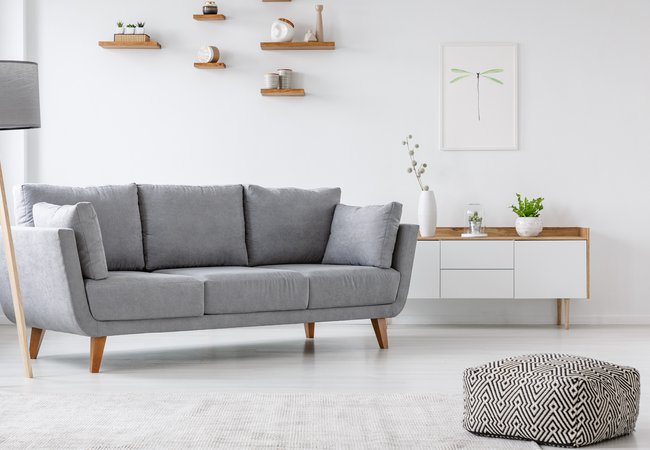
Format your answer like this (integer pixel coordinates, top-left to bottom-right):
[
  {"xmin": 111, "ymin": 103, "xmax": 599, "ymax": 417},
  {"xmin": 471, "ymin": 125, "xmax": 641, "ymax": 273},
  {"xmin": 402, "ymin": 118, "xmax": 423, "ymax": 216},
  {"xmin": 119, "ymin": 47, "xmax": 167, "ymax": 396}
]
[
  {"xmin": 156, "ymin": 267, "xmax": 309, "ymax": 315},
  {"xmin": 244, "ymin": 185, "xmax": 341, "ymax": 266},
  {"xmin": 85, "ymin": 272, "xmax": 204, "ymax": 321},
  {"xmin": 260, "ymin": 264, "xmax": 400, "ymax": 309},
  {"xmin": 14, "ymin": 183, "xmax": 144, "ymax": 271},
  {"xmin": 138, "ymin": 185, "xmax": 248, "ymax": 270}
]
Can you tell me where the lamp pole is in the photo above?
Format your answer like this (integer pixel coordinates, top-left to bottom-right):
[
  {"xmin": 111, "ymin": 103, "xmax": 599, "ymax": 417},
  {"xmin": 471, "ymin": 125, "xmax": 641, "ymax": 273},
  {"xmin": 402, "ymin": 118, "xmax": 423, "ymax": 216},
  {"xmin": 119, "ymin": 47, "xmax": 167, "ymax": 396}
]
[{"xmin": 0, "ymin": 60, "xmax": 41, "ymax": 378}]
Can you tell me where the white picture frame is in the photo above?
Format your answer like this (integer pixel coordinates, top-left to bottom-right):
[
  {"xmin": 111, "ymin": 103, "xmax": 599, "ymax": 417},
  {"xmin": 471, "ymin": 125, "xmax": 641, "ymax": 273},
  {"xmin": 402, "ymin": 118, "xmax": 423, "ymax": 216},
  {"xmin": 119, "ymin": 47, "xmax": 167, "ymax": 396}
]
[{"xmin": 440, "ymin": 43, "xmax": 518, "ymax": 151}]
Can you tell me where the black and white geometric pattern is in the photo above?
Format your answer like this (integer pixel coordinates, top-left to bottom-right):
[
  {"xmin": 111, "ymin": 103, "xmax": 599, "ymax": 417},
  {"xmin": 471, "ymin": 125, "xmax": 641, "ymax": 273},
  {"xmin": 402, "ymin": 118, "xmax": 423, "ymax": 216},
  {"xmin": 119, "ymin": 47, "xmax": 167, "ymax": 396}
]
[{"xmin": 463, "ymin": 354, "xmax": 640, "ymax": 448}]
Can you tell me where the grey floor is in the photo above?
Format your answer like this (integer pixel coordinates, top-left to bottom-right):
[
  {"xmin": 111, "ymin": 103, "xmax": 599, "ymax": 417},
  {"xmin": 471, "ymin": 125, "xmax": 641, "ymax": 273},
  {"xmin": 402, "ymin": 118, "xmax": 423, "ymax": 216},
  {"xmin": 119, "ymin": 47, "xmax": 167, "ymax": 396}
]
[{"xmin": 0, "ymin": 323, "xmax": 647, "ymax": 449}]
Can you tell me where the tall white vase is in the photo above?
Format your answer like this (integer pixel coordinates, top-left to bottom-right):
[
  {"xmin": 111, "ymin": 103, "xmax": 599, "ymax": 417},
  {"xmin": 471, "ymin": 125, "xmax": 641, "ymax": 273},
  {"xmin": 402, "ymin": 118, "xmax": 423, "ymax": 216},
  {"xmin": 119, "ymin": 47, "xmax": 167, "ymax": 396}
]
[{"xmin": 418, "ymin": 190, "xmax": 437, "ymax": 237}]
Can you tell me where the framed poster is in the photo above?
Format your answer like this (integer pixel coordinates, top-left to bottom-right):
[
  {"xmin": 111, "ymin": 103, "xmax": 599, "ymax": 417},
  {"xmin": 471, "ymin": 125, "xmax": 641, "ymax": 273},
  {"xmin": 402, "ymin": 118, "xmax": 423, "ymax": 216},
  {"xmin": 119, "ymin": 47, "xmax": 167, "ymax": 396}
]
[{"xmin": 440, "ymin": 43, "xmax": 518, "ymax": 151}]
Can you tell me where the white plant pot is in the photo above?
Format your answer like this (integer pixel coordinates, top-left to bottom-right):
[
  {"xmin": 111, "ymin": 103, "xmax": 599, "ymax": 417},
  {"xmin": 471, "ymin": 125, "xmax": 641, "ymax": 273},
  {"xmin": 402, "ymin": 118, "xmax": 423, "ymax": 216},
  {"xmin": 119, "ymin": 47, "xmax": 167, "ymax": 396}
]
[
  {"xmin": 125, "ymin": 28, "xmax": 135, "ymax": 34},
  {"xmin": 515, "ymin": 217, "xmax": 543, "ymax": 237},
  {"xmin": 418, "ymin": 190, "xmax": 437, "ymax": 237},
  {"xmin": 115, "ymin": 27, "xmax": 124, "ymax": 35},
  {"xmin": 136, "ymin": 27, "xmax": 145, "ymax": 34}
]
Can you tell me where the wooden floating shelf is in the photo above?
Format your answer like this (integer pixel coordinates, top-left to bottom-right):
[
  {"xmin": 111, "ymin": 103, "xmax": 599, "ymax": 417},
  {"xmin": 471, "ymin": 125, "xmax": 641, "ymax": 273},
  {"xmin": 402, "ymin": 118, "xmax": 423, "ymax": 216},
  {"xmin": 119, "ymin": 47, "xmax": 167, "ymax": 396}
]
[
  {"xmin": 260, "ymin": 41, "xmax": 335, "ymax": 50},
  {"xmin": 194, "ymin": 62, "xmax": 226, "ymax": 69},
  {"xmin": 260, "ymin": 89, "xmax": 305, "ymax": 97},
  {"xmin": 98, "ymin": 40, "xmax": 161, "ymax": 49},
  {"xmin": 193, "ymin": 14, "xmax": 226, "ymax": 21}
]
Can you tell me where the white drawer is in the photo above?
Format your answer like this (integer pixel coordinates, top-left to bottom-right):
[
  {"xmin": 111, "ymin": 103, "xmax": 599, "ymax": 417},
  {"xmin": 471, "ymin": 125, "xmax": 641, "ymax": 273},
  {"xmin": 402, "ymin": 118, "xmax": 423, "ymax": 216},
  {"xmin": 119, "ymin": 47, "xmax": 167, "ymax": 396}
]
[
  {"xmin": 441, "ymin": 270, "xmax": 514, "ymax": 298},
  {"xmin": 441, "ymin": 241, "xmax": 513, "ymax": 269}
]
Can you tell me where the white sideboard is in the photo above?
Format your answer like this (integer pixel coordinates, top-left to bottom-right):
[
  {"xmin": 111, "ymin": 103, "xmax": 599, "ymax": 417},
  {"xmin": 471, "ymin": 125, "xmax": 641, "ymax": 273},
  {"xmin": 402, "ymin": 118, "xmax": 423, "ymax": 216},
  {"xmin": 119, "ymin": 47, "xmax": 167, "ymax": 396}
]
[{"xmin": 411, "ymin": 227, "xmax": 590, "ymax": 329}]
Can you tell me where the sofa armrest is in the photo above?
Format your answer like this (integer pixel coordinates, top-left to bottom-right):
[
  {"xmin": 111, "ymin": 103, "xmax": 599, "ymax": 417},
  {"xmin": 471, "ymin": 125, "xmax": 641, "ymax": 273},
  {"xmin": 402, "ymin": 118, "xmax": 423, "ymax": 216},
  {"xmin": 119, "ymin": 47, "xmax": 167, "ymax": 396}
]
[
  {"xmin": 389, "ymin": 224, "xmax": 418, "ymax": 315},
  {"xmin": 0, "ymin": 227, "xmax": 98, "ymax": 336}
]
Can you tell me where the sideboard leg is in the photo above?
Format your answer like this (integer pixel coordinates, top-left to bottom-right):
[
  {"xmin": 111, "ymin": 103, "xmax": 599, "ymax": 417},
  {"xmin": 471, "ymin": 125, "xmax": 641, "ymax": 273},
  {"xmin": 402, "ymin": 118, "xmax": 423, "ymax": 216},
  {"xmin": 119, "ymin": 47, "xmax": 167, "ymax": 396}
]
[
  {"xmin": 563, "ymin": 299, "xmax": 570, "ymax": 330},
  {"xmin": 556, "ymin": 299, "xmax": 562, "ymax": 326}
]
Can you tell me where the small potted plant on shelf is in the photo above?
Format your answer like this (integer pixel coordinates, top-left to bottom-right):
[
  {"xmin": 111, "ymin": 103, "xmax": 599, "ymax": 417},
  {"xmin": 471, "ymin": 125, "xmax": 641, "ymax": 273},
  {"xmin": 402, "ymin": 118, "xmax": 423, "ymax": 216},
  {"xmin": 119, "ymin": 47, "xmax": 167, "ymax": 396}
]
[
  {"xmin": 115, "ymin": 21, "xmax": 124, "ymax": 35},
  {"xmin": 468, "ymin": 211, "xmax": 483, "ymax": 235},
  {"xmin": 510, "ymin": 193, "xmax": 544, "ymax": 237},
  {"xmin": 136, "ymin": 21, "xmax": 145, "ymax": 34},
  {"xmin": 125, "ymin": 23, "xmax": 136, "ymax": 34}
]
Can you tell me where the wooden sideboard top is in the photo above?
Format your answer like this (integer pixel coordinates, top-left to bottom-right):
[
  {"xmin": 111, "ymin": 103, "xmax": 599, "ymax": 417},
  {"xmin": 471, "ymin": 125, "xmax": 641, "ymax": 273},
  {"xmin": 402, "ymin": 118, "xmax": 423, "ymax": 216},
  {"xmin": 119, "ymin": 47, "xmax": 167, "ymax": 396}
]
[{"xmin": 418, "ymin": 227, "xmax": 590, "ymax": 241}]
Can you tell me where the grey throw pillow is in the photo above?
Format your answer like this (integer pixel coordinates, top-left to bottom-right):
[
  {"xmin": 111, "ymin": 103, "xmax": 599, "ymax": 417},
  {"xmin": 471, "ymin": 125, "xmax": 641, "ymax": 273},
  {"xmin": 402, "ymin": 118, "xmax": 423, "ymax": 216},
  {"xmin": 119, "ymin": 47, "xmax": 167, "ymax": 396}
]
[
  {"xmin": 33, "ymin": 202, "xmax": 109, "ymax": 280},
  {"xmin": 322, "ymin": 202, "xmax": 403, "ymax": 269}
]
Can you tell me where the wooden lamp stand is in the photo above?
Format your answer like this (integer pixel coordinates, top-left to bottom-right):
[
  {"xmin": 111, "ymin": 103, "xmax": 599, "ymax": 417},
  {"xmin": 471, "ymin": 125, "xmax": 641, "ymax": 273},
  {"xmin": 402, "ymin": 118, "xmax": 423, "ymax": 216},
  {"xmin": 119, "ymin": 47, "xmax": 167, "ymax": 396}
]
[
  {"xmin": 0, "ymin": 164, "xmax": 32, "ymax": 377},
  {"xmin": 0, "ymin": 60, "xmax": 41, "ymax": 378}
]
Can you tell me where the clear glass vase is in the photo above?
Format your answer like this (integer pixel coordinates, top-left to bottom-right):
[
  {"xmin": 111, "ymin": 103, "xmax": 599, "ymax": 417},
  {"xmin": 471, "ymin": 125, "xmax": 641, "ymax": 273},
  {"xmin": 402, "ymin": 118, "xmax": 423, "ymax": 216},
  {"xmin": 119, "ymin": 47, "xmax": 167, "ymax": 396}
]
[{"xmin": 463, "ymin": 203, "xmax": 486, "ymax": 237}]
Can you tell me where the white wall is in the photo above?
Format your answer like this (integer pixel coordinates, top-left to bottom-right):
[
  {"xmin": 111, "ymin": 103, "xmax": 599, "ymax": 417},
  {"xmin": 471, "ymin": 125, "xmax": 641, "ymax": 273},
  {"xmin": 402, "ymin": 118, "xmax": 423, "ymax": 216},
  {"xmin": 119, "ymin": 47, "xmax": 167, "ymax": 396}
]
[{"xmin": 12, "ymin": 0, "xmax": 650, "ymax": 324}]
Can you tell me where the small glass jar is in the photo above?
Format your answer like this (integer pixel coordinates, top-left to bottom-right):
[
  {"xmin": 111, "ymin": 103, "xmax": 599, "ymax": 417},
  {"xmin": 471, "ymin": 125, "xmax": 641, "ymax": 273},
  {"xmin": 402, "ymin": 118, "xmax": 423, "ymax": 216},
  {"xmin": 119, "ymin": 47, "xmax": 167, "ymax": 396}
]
[{"xmin": 463, "ymin": 203, "xmax": 486, "ymax": 237}]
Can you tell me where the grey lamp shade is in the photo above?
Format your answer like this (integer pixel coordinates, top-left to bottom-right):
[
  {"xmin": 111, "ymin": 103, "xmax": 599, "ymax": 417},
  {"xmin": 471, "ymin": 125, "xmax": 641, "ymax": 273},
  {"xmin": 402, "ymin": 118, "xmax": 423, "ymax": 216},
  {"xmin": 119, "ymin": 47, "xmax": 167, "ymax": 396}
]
[{"xmin": 0, "ymin": 61, "xmax": 40, "ymax": 130}]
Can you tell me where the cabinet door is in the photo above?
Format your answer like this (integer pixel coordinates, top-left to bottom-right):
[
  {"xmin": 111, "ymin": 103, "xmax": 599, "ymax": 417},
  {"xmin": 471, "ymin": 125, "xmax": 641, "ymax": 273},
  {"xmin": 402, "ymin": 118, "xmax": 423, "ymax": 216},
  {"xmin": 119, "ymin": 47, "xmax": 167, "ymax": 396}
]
[
  {"xmin": 514, "ymin": 241, "xmax": 587, "ymax": 299},
  {"xmin": 408, "ymin": 241, "xmax": 440, "ymax": 299}
]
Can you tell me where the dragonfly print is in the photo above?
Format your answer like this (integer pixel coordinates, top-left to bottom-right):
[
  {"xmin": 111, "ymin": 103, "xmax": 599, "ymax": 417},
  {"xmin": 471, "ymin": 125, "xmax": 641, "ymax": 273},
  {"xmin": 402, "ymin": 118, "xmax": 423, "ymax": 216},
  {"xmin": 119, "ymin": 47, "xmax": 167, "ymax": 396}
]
[{"xmin": 450, "ymin": 68, "xmax": 504, "ymax": 121}]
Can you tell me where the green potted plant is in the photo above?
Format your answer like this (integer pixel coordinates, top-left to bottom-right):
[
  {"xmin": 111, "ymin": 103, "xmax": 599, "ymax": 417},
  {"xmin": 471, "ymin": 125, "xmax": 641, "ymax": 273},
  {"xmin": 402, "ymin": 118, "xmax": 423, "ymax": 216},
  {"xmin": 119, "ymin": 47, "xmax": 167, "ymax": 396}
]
[
  {"xmin": 125, "ymin": 23, "xmax": 136, "ymax": 35},
  {"xmin": 510, "ymin": 193, "xmax": 544, "ymax": 237},
  {"xmin": 115, "ymin": 21, "xmax": 124, "ymax": 35},
  {"xmin": 136, "ymin": 21, "xmax": 145, "ymax": 34}
]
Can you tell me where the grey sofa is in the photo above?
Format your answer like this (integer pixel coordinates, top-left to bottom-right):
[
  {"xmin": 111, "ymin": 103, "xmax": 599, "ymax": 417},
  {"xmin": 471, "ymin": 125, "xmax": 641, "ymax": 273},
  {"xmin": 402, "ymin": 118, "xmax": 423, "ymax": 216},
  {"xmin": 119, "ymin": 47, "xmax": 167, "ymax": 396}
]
[{"xmin": 0, "ymin": 184, "xmax": 418, "ymax": 373}]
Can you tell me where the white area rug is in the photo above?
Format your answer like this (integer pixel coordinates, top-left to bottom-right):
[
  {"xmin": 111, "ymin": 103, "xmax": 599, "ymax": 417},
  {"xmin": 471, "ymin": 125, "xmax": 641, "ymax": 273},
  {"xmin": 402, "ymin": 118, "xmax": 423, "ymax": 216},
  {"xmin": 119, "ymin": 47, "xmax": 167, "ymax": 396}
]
[{"xmin": 0, "ymin": 392, "xmax": 540, "ymax": 449}]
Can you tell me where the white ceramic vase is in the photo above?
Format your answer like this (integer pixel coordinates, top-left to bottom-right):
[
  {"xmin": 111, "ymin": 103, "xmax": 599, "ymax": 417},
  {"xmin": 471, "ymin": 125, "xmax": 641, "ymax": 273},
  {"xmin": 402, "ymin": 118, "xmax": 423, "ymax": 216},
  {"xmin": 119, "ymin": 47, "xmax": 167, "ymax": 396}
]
[
  {"xmin": 515, "ymin": 217, "xmax": 543, "ymax": 237},
  {"xmin": 115, "ymin": 27, "xmax": 124, "ymax": 35},
  {"xmin": 125, "ymin": 27, "xmax": 135, "ymax": 34},
  {"xmin": 418, "ymin": 190, "xmax": 437, "ymax": 237},
  {"xmin": 136, "ymin": 27, "xmax": 145, "ymax": 35}
]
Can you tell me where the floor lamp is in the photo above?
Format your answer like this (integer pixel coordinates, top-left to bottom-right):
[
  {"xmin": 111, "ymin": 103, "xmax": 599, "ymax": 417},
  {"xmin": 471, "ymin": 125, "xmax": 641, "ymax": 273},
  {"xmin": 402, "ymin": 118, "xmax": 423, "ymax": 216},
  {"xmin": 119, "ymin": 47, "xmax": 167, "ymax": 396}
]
[{"xmin": 0, "ymin": 61, "xmax": 41, "ymax": 378}]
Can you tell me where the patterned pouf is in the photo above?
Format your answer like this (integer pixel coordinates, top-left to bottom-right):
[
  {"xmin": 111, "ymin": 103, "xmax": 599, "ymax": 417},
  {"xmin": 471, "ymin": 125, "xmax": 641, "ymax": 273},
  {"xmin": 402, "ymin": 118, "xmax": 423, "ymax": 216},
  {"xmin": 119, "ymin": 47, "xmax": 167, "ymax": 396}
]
[{"xmin": 463, "ymin": 354, "xmax": 640, "ymax": 448}]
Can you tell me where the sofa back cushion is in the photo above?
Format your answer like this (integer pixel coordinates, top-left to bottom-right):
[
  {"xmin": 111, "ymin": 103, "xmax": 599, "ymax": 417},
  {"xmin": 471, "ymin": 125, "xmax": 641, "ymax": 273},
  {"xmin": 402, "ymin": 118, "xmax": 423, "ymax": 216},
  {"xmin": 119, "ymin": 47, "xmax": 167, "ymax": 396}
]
[
  {"xmin": 14, "ymin": 183, "xmax": 144, "ymax": 270},
  {"xmin": 244, "ymin": 185, "xmax": 341, "ymax": 266},
  {"xmin": 138, "ymin": 184, "xmax": 248, "ymax": 270}
]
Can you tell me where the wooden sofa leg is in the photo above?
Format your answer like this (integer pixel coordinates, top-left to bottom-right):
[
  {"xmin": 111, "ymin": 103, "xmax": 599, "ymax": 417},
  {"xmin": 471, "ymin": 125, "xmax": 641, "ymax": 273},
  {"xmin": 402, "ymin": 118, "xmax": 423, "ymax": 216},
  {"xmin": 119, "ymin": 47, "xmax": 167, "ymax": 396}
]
[
  {"xmin": 29, "ymin": 328, "xmax": 45, "ymax": 359},
  {"xmin": 304, "ymin": 322, "xmax": 315, "ymax": 339},
  {"xmin": 90, "ymin": 336, "xmax": 107, "ymax": 373},
  {"xmin": 371, "ymin": 318, "xmax": 388, "ymax": 349}
]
